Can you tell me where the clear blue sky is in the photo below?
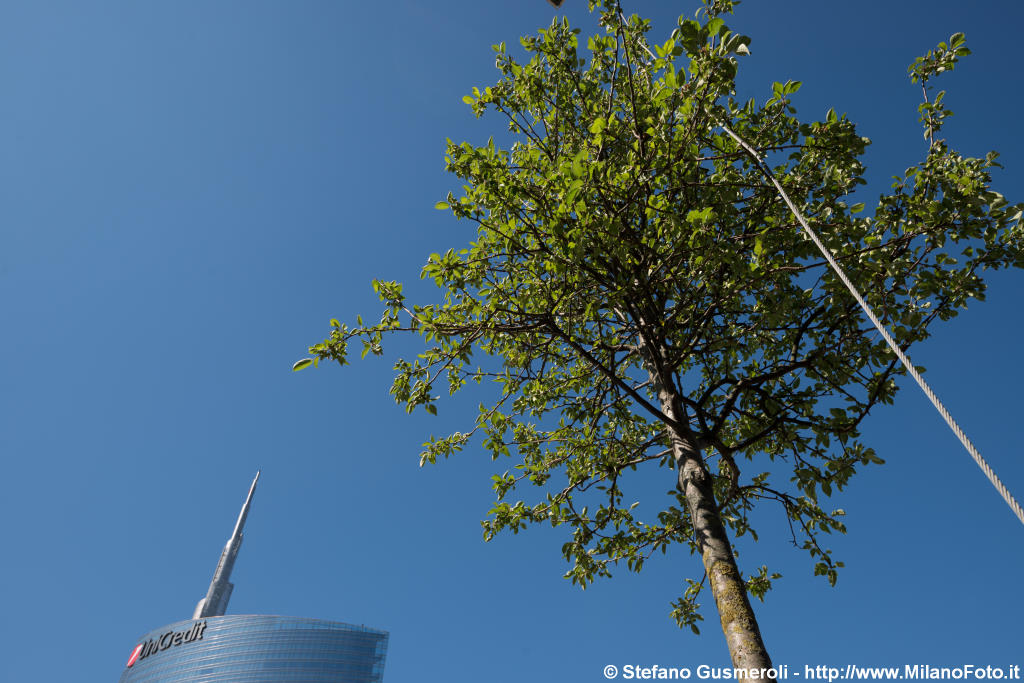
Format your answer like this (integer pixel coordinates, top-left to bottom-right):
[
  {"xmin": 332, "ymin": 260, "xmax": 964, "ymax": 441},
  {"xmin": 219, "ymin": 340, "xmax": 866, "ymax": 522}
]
[{"xmin": 2, "ymin": 2, "xmax": 1022, "ymax": 681}]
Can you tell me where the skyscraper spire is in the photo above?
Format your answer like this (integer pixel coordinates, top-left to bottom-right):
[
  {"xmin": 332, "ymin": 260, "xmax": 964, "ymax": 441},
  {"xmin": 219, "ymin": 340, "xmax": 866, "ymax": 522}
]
[{"xmin": 193, "ymin": 471, "xmax": 260, "ymax": 619}]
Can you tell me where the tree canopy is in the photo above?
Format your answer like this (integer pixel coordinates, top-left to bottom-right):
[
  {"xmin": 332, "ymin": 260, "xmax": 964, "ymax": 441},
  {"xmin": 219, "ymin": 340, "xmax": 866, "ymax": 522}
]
[{"xmin": 300, "ymin": 0, "xmax": 1022, "ymax": 667}]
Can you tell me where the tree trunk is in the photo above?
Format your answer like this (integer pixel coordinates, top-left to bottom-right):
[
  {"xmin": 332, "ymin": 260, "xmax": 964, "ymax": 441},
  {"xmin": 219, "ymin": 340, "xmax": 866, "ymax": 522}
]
[{"xmin": 661, "ymin": 390, "xmax": 773, "ymax": 672}]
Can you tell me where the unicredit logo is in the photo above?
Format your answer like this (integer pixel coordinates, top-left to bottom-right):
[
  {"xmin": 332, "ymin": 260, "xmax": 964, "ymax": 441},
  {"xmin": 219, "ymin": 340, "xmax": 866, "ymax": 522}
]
[
  {"xmin": 125, "ymin": 644, "xmax": 143, "ymax": 668},
  {"xmin": 126, "ymin": 621, "xmax": 207, "ymax": 668}
]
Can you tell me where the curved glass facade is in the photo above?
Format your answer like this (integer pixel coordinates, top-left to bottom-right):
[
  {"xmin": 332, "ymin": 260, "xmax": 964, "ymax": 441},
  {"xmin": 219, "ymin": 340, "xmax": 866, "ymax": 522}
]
[{"xmin": 118, "ymin": 615, "xmax": 388, "ymax": 682}]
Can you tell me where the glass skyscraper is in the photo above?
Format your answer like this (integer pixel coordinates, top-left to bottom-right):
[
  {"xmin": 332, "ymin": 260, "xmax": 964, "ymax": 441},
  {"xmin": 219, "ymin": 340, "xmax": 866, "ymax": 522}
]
[
  {"xmin": 118, "ymin": 473, "xmax": 389, "ymax": 682},
  {"xmin": 118, "ymin": 615, "xmax": 388, "ymax": 682}
]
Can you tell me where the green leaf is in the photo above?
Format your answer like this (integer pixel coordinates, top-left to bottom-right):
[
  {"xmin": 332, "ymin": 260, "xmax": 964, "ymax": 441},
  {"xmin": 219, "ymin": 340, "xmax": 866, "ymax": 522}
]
[
  {"xmin": 686, "ymin": 207, "xmax": 714, "ymax": 224},
  {"xmin": 571, "ymin": 150, "xmax": 586, "ymax": 178},
  {"xmin": 292, "ymin": 358, "xmax": 314, "ymax": 372},
  {"xmin": 435, "ymin": 201, "xmax": 450, "ymax": 210}
]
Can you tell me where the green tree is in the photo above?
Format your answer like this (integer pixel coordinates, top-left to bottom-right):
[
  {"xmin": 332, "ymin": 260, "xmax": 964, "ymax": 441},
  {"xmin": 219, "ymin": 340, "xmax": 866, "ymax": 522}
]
[{"xmin": 299, "ymin": 0, "xmax": 1022, "ymax": 668}]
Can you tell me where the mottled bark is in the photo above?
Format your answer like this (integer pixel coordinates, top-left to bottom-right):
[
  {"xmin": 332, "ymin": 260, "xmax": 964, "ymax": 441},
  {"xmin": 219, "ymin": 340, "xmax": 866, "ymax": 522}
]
[{"xmin": 661, "ymin": 389, "xmax": 772, "ymax": 673}]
